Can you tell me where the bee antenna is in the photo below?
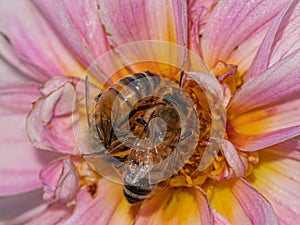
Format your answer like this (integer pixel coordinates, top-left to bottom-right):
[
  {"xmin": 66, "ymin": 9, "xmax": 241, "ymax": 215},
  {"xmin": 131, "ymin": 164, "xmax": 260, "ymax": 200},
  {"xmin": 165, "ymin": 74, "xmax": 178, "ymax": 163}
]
[{"xmin": 85, "ymin": 75, "xmax": 91, "ymax": 127}]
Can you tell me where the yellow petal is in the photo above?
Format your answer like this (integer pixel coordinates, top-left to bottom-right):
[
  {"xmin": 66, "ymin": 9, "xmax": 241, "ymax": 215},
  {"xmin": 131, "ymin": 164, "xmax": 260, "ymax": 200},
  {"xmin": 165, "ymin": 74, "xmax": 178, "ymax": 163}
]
[{"xmin": 135, "ymin": 187, "xmax": 212, "ymax": 225}]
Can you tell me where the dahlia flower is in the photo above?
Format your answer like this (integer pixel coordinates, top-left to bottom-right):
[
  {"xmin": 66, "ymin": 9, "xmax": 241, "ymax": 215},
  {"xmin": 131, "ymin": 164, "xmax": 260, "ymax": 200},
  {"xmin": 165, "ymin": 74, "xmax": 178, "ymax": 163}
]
[{"xmin": 0, "ymin": 0, "xmax": 299, "ymax": 225}]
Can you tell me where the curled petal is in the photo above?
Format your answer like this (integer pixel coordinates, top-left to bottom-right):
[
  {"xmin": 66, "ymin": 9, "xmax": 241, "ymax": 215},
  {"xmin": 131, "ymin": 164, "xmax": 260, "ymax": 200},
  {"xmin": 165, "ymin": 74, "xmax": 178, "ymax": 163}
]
[
  {"xmin": 247, "ymin": 148, "xmax": 300, "ymax": 225},
  {"xmin": 228, "ymin": 49, "xmax": 300, "ymax": 151},
  {"xmin": 202, "ymin": 0, "xmax": 288, "ymax": 68},
  {"xmin": 189, "ymin": 18, "xmax": 202, "ymax": 56},
  {"xmin": 135, "ymin": 187, "xmax": 213, "ymax": 225},
  {"xmin": 26, "ymin": 81, "xmax": 78, "ymax": 154},
  {"xmin": 186, "ymin": 72, "xmax": 224, "ymax": 105},
  {"xmin": 221, "ymin": 140, "xmax": 248, "ymax": 178},
  {"xmin": 0, "ymin": 0, "xmax": 84, "ymax": 77},
  {"xmin": 39, "ymin": 76, "xmax": 78, "ymax": 97},
  {"xmin": 57, "ymin": 179, "xmax": 136, "ymax": 225},
  {"xmin": 222, "ymin": 83, "xmax": 232, "ymax": 107},
  {"xmin": 40, "ymin": 157, "xmax": 79, "ymax": 203},
  {"xmin": 247, "ymin": 0, "xmax": 300, "ymax": 79},
  {"xmin": 209, "ymin": 179, "xmax": 278, "ymax": 224},
  {"xmin": 187, "ymin": 0, "xmax": 217, "ymax": 57},
  {"xmin": 188, "ymin": 0, "xmax": 217, "ymax": 22}
]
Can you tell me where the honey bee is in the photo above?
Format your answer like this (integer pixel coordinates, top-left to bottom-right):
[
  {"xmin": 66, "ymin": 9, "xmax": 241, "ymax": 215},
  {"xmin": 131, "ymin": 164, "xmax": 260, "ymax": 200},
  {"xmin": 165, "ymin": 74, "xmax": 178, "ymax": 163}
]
[{"xmin": 83, "ymin": 71, "xmax": 199, "ymax": 203}]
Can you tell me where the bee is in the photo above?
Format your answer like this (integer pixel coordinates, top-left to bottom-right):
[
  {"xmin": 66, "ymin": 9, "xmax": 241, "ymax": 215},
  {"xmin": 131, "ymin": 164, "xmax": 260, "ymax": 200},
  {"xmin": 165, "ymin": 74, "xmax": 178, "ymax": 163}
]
[{"xmin": 83, "ymin": 71, "xmax": 199, "ymax": 203}]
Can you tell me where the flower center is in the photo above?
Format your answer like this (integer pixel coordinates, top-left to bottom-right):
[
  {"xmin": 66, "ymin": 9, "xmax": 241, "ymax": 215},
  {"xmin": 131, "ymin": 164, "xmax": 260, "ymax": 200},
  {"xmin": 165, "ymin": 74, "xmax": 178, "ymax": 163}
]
[
  {"xmin": 80, "ymin": 65, "xmax": 260, "ymax": 199},
  {"xmin": 166, "ymin": 63, "xmax": 260, "ymax": 188}
]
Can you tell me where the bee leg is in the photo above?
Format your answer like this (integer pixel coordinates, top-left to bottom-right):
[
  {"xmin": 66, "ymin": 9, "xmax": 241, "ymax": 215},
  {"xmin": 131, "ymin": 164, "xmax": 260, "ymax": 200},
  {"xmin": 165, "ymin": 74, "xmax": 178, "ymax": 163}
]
[{"xmin": 179, "ymin": 130, "xmax": 192, "ymax": 142}]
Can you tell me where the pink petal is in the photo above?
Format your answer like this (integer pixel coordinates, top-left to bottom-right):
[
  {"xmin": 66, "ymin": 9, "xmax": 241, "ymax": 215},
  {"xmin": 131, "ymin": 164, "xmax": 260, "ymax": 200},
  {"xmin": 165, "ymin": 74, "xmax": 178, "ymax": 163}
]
[
  {"xmin": 231, "ymin": 179, "xmax": 278, "ymax": 225},
  {"xmin": 135, "ymin": 187, "xmax": 213, "ymax": 225},
  {"xmin": 96, "ymin": 0, "xmax": 187, "ymax": 47},
  {"xmin": 201, "ymin": 0, "xmax": 288, "ymax": 68},
  {"xmin": 33, "ymin": 0, "xmax": 109, "ymax": 69},
  {"xmin": 0, "ymin": 85, "xmax": 58, "ymax": 196},
  {"xmin": 228, "ymin": 49, "xmax": 300, "ymax": 151},
  {"xmin": 84, "ymin": 0, "xmax": 190, "ymax": 80},
  {"xmin": 188, "ymin": 0, "xmax": 217, "ymax": 20},
  {"xmin": 57, "ymin": 179, "xmax": 134, "ymax": 225},
  {"xmin": 226, "ymin": 21, "xmax": 272, "ymax": 76},
  {"xmin": 26, "ymin": 81, "xmax": 79, "ymax": 154},
  {"xmin": 269, "ymin": 1, "xmax": 300, "ymax": 67},
  {"xmin": 0, "ymin": 34, "xmax": 57, "ymax": 84},
  {"xmin": 26, "ymin": 203, "xmax": 73, "ymax": 225},
  {"xmin": 0, "ymin": 83, "xmax": 40, "ymax": 113},
  {"xmin": 0, "ymin": 0, "xmax": 84, "ymax": 77},
  {"xmin": 209, "ymin": 179, "xmax": 278, "ymax": 224},
  {"xmin": 247, "ymin": 149, "xmax": 300, "ymax": 224},
  {"xmin": 0, "ymin": 189, "xmax": 44, "ymax": 221},
  {"xmin": 40, "ymin": 157, "xmax": 79, "ymax": 203},
  {"xmin": 187, "ymin": 0, "xmax": 217, "ymax": 56},
  {"xmin": 247, "ymin": 0, "xmax": 300, "ymax": 79},
  {"xmin": 4, "ymin": 203, "xmax": 48, "ymax": 225},
  {"xmin": 230, "ymin": 127, "xmax": 300, "ymax": 153},
  {"xmin": 263, "ymin": 139, "xmax": 300, "ymax": 160},
  {"xmin": 189, "ymin": 18, "xmax": 202, "ymax": 57},
  {"xmin": 0, "ymin": 34, "xmax": 45, "ymax": 84}
]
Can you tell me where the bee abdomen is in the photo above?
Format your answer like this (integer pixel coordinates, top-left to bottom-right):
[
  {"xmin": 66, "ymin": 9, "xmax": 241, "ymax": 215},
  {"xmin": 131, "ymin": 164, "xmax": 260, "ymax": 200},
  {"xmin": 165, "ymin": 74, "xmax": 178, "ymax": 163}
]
[
  {"xmin": 120, "ymin": 71, "xmax": 160, "ymax": 98},
  {"xmin": 123, "ymin": 184, "xmax": 153, "ymax": 204}
]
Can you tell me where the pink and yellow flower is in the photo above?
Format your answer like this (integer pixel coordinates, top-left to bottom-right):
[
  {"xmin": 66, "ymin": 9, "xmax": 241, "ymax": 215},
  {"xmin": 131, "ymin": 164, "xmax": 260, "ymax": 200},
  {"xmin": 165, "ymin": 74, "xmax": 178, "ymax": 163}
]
[{"xmin": 0, "ymin": 0, "xmax": 300, "ymax": 224}]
